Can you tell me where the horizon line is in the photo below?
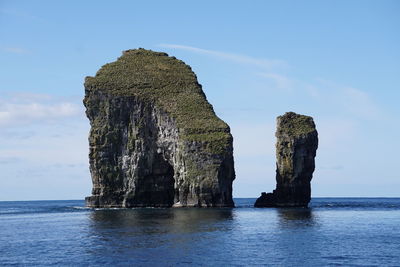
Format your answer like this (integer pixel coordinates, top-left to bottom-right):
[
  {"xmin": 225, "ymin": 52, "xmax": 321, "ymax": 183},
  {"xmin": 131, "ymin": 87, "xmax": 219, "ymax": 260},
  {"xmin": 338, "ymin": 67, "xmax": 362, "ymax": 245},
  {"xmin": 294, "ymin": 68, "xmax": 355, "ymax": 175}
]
[{"xmin": 1, "ymin": 196, "xmax": 400, "ymax": 202}]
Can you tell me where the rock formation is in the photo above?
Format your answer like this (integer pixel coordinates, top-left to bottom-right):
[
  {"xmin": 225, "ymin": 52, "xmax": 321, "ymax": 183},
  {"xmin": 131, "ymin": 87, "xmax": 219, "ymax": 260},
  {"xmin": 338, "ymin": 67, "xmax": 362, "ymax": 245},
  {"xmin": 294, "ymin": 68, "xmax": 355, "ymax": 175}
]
[
  {"xmin": 255, "ymin": 112, "xmax": 318, "ymax": 207},
  {"xmin": 84, "ymin": 49, "xmax": 235, "ymax": 208}
]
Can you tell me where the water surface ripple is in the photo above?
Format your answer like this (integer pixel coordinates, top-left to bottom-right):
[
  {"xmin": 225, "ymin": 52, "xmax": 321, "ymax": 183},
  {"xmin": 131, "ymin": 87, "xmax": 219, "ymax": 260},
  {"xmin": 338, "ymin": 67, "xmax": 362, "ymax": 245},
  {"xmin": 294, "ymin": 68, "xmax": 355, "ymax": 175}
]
[{"xmin": 1, "ymin": 198, "xmax": 399, "ymax": 266}]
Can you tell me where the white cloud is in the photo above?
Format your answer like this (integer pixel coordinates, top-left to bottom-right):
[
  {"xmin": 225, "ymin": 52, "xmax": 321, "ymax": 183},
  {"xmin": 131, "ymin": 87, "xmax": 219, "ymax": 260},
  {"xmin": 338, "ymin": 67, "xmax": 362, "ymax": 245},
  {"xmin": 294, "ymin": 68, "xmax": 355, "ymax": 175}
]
[
  {"xmin": 0, "ymin": 123, "xmax": 89, "ymax": 165},
  {"xmin": 0, "ymin": 121, "xmax": 91, "ymax": 200},
  {"xmin": 307, "ymin": 79, "xmax": 382, "ymax": 120},
  {"xmin": 316, "ymin": 117, "xmax": 357, "ymax": 149},
  {"xmin": 9, "ymin": 92, "xmax": 52, "ymax": 102},
  {"xmin": 0, "ymin": 8, "xmax": 42, "ymax": 21},
  {"xmin": 0, "ymin": 93, "xmax": 83, "ymax": 127},
  {"xmin": 258, "ymin": 72, "xmax": 292, "ymax": 91},
  {"xmin": 158, "ymin": 43, "xmax": 287, "ymax": 69},
  {"xmin": 0, "ymin": 92, "xmax": 90, "ymax": 200},
  {"xmin": 160, "ymin": 44, "xmax": 382, "ymax": 121},
  {"xmin": 0, "ymin": 46, "xmax": 29, "ymax": 54},
  {"xmin": 341, "ymin": 87, "xmax": 381, "ymax": 119}
]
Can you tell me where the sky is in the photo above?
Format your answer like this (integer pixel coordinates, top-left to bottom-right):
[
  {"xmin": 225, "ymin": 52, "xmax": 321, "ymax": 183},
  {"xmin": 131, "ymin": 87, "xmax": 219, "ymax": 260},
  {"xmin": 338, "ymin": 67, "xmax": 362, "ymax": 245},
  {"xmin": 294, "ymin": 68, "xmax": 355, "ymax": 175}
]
[{"xmin": 0, "ymin": 0, "xmax": 399, "ymax": 200}]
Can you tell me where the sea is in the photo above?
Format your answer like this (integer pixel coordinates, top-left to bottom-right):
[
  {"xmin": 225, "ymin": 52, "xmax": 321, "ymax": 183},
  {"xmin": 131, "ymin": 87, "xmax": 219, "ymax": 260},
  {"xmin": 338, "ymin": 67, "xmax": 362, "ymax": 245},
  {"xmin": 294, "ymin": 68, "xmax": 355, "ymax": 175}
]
[{"xmin": 0, "ymin": 198, "xmax": 399, "ymax": 266}]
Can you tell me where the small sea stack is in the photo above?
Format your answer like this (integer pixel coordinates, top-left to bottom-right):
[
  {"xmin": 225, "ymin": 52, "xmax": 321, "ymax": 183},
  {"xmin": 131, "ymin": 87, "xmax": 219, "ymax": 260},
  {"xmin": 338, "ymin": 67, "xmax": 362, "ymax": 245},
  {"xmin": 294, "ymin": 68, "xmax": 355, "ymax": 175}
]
[{"xmin": 255, "ymin": 112, "xmax": 318, "ymax": 207}]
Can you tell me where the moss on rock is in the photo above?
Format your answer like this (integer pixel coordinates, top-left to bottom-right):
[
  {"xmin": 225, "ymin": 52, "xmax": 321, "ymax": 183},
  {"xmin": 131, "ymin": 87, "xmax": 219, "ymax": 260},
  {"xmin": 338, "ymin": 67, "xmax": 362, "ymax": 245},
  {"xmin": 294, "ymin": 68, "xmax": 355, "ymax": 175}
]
[
  {"xmin": 276, "ymin": 112, "xmax": 316, "ymax": 137},
  {"xmin": 84, "ymin": 48, "xmax": 230, "ymax": 153}
]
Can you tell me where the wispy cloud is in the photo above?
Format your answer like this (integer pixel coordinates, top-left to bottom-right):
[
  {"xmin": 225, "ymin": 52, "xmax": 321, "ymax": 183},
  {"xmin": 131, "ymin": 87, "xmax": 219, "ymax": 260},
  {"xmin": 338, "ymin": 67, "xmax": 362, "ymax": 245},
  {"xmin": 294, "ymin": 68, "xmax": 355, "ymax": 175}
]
[
  {"xmin": 1, "ymin": 46, "xmax": 29, "ymax": 54},
  {"xmin": 317, "ymin": 118, "xmax": 357, "ymax": 148},
  {"xmin": 341, "ymin": 86, "xmax": 381, "ymax": 119},
  {"xmin": 8, "ymin": 92, "xmax": 53, "ymax": 102},
  {"xmin": 258, "ymin": 72, "xmax": 292, "ymax": 91},
  {"xmin": 158, "ymin": 44, "xmax": 382, "ymax": 122},
  {"xmin": 0, "ymin": 8, "xmax": 42, "ymax": 21},
  {"xmin": 159, "ymin": 44, "xmax": 383, "ymax": 124},
  {"xmin": 321, "ymin": 165, "xmax": 344, "ymax": 170},
  {"xmin": 308, "ymin": 79, "xmax": 382, "ymax": 120},
  {"xmin": 0, "ymin": 156, "xmax": 21, "ymax": 165},
  {"xmin": 158, "ymin": 43, "xmax": 287, "ymax": 69},
  {"xmin": 0, "ymin": 93, "xmax": 83, "ymax": 127}
]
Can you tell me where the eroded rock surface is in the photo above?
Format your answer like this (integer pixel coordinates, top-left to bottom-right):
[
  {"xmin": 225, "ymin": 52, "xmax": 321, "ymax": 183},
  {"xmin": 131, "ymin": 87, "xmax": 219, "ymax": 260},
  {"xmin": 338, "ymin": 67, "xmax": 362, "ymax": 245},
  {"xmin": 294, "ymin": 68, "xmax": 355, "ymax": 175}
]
[
  {"xmin": 255, "ymin": 112, "xmax": 318, "ymax": 207},
  {"xmin": 84, "ymin": 49, "xmax": 235, "ymax": 208}
]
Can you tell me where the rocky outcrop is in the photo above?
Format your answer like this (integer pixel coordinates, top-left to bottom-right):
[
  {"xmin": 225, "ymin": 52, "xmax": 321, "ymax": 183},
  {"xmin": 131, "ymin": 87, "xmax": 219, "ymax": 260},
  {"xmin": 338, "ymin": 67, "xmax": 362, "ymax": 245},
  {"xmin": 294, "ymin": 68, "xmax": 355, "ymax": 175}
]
[
  {"xmin": 84, "ymin": 49, "xmax": 235, "ymax": 208},
  {"xmin": 255, "ymin": 112, "xmax": 318, "ymax": 207}
]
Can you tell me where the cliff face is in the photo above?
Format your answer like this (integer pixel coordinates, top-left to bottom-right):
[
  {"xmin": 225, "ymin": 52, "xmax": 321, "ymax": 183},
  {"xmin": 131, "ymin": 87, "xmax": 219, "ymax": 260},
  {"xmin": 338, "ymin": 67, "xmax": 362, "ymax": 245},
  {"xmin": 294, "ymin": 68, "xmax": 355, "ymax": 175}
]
[
  {"xmin": 84, "ymin": 49, "xmax": 235, "ymax": 208},
  {"xmin": 255, "ymin": 112, "xmax": 318, "ymax": 207}
]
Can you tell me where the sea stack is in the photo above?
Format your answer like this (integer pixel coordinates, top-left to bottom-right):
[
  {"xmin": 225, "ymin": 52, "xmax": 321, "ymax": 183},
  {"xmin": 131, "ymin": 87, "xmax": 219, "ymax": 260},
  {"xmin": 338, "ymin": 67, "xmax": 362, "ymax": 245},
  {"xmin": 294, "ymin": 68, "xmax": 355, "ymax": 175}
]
[
  {"xmin": 84, "ymin": 49, "xmax": 235, "ymax": 208},
  {"xmin": 255, "ymin": 112, "xmax": 318, "ymax": 207}
]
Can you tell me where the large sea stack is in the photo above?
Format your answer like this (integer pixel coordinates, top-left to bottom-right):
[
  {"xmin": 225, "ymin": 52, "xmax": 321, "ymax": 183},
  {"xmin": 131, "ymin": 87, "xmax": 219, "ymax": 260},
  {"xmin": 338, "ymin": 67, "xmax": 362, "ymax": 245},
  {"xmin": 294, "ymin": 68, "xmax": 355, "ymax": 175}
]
[
  {"xmin": 255, "ymin": 112, "xmax": 318, "ymax": 207},
  {"xmin": 84, "ymin": 49, "xmax": 235, "ymax": 208}
]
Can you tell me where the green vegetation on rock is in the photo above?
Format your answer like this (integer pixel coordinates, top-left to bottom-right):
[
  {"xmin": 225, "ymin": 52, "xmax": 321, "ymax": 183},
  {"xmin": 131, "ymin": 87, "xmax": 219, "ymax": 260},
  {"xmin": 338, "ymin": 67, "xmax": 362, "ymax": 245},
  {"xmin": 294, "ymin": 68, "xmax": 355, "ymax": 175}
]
[
  {"xmin": 277, "ymin": 112, "xmax": 316, "ymax": 136},
  {"xmin": 85, "ymin": 48, "xmax": 230, "ymax": 153}
]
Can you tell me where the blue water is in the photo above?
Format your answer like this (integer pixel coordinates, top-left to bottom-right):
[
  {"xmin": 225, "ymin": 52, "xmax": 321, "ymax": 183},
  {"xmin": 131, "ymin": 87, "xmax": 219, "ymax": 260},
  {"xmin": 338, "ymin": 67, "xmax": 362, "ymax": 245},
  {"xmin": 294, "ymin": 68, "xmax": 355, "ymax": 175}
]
[{"xmin": 1, "ymin": 198, "xmax": 399, "ymax": 266}]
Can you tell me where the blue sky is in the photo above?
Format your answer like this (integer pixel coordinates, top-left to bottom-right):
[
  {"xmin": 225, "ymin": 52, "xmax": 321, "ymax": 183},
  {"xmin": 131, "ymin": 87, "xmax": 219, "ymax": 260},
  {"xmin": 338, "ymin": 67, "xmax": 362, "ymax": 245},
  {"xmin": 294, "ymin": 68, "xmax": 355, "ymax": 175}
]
[{"xmin": 1, "ymin": 0, "xmax": 399, "ymax": 200}]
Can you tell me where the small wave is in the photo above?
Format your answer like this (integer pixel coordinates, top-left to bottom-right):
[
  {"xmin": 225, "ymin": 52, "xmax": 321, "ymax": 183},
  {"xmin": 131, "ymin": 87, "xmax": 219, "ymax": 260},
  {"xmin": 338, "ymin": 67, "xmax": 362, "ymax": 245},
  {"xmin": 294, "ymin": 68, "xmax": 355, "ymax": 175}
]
[
  {"xmin": 0, "ymin": 202, "xmax": 89, "ymax": 216},
  {"xmin": 70, "ymin": 206, "xmax": 90, "ymax": 210},
  {"xmin": 93, "ymin": 207, "xmax": 129, "ymax": 211},
  {"xmin": 310, "ymin": 200, "xmax": 400, "ymax": 210}
]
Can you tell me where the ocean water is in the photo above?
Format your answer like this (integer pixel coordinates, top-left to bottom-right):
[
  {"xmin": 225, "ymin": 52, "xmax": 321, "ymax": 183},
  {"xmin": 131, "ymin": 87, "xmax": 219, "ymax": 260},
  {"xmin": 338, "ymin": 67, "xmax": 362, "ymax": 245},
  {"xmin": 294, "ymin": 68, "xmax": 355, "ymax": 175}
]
[{"xmin": 0, "ymin": 198, "xmax": 399, "ymax": 266}]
